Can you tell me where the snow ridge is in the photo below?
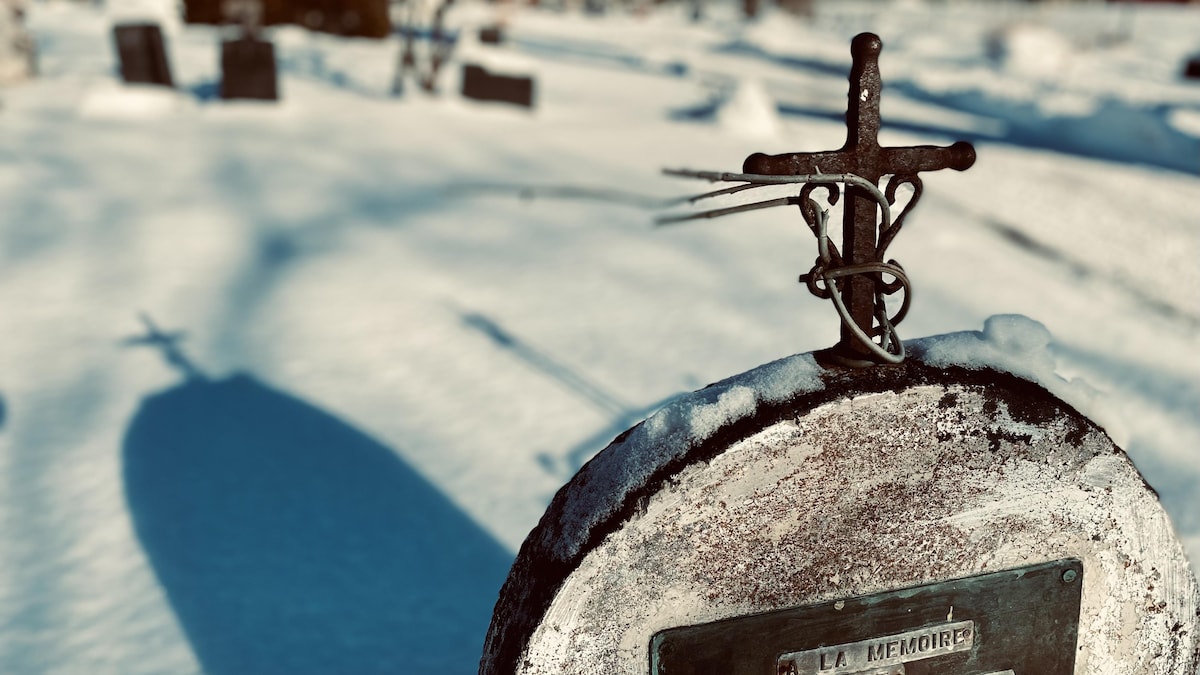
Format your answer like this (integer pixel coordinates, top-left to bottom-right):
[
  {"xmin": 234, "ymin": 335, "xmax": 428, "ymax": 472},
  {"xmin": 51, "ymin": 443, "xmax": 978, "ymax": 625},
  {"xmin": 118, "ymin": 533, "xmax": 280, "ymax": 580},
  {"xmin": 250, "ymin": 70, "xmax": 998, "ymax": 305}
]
[
  {"xmin": 551, "ymin": 350, "xmax": 822, "ymax": 561},
  {"xmin": 551, "ymin": 314, "xmax": 1120, "ymax": 563}
]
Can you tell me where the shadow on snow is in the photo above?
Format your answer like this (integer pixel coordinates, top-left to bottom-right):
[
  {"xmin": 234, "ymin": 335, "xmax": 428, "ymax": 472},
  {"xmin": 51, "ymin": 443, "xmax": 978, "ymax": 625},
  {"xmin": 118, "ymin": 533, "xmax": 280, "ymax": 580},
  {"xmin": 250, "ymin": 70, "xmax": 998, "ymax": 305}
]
[
  {"xmin": 122, "ymin": 373, "xmax": 511, "ymax": 675},
  {"xmin": 890, "ymin": 81, "xmax": 1200, "ymax": 176},
  {"xmin": 706, "ymin": 39, "xmax": 1200, "ymax": 176},
  {"xmin": 458, "ymin": 310, "xmax": 683, "ymax": 477}
]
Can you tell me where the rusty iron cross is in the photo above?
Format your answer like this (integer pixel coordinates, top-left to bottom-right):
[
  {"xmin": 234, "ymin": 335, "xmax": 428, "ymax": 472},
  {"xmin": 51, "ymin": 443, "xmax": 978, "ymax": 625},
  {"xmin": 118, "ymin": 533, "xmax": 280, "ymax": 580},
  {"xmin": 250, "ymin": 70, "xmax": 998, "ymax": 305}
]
[{"xmin": 742, "ymin": 32, "xmax": 975, "ymax": 364}]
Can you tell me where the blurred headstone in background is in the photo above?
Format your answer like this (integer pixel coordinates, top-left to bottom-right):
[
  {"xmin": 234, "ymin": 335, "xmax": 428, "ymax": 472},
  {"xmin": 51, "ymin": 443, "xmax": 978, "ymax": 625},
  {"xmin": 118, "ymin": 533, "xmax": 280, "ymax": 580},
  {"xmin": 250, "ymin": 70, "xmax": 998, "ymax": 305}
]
[
  {"xmin": 218, "ymin": 0, "xmax": 278, "ymax": 100},
  {"xmin": 461, "ymin": 63, "xmax": 533, "ymax": 108},
  {"xmin": 220, "ymin": 36, "xmax": 277, "ymax": 99},
  {"xmin": 985, "ymin": 22, "xmax": 1073, "ymax": 78},
  {"xmin": 1184, "ymin": 53, "xmax": 1200, "ymax": 80},
  {"xmin": 479, "ymin": 24, "xmax": 503, "ymax": 45},
  {"xmin": 775, "ymin": 0, "xmax": 813, "ymax": 18},
  {"xmin": 185, "ymin": 0, "xmax": 390, "ymax": 39},
  {"xmin": 112, "ymin": 23, "xmax": 174, "ymax": 87},
  {"xmin": 0, "ymin": 0, "xmax": 35, "ymax": 85}
]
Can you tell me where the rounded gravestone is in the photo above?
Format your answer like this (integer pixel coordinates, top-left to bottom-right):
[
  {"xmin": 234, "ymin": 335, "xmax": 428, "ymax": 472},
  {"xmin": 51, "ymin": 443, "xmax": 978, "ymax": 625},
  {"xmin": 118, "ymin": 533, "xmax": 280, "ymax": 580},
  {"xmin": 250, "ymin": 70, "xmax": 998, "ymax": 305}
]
[{"xmin": 481, "ymin": 324, "xmax": 1199, "ymax": 675}]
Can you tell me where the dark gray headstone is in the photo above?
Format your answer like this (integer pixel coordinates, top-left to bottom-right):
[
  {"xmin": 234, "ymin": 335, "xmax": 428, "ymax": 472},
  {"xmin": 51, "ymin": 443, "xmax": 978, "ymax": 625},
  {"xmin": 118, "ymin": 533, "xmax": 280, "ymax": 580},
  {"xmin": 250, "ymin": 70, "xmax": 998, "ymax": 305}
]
[
  {"xmin": 461, "ymin": 64, "xmax": 533, "ymax": 108},
  {"xmin": 220, "ymin": 37, "xmax": 277, "ymax": 101},
  {"xmin": 1184, "ymin": 56, "xmax": 1200, "ymax": 80},
  {"xmin": 479, "ymin": 25, "xmax": 504, "ymax": 45},
  {"xmin": 113, "ymin": 23, "xmax": 174, "ymax": 87}
]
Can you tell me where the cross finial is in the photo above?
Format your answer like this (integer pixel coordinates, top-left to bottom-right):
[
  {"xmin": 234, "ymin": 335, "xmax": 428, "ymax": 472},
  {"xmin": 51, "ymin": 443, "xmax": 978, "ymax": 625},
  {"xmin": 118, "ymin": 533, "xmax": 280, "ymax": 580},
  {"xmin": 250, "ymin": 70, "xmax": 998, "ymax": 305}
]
[
  {"xmin": 743, "ymin": 32, "xmax": 975, "ymax": 365},
  {"xmin": 848, "ymin": 33, "xmax": 882, "ymax": 151}
]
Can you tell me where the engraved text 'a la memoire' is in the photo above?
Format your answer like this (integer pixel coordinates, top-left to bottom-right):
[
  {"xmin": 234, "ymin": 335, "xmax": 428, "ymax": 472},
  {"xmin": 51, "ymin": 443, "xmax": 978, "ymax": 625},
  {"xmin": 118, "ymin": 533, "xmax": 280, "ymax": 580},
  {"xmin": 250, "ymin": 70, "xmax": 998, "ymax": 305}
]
[{"xmin": 777, "ymin": 620, "xmax": 974, "ymax": 674}]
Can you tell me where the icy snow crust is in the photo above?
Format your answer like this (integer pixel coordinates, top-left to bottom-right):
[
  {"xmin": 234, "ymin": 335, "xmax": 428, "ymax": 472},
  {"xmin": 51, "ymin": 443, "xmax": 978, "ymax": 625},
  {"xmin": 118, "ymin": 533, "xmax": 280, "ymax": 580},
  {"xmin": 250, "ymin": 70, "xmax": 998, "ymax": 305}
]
[
  {"xmin": 549, "ymin": 314, "xmax": 1120, "ymax": 563},
  {"xmin": 550, "ymin": 350, "xmax": 822, "ymax": 561}
]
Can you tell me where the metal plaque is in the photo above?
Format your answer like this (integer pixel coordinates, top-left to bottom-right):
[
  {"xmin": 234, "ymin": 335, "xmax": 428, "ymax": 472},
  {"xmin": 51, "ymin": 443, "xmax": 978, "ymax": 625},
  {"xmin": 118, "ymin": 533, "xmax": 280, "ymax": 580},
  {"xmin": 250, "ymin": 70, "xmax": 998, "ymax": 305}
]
[{"xmin": 650, "ymin": 559, "xmax": 1083, "ymax": 675}]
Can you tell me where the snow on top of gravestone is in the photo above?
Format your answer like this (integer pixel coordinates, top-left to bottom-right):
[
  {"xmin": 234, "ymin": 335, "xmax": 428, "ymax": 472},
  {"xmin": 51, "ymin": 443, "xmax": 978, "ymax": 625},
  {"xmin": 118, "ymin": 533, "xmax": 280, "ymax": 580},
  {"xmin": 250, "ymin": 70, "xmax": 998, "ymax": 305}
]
[
  {"xmin": 546, "ymin": 351, "xmax": 823, "ymax": 562},
  {"xmin": 79, "ymin": 81, "xmax": 193, "ymax": 120},
  {"xmin": 546, "ymin": 315, "xmax": 1127, "ymax": 563},
  {"xmin": 105, "ymin": 0, "xmax": 182, "ymax": 32},
  {"xmin": 1170, "ymin": 108, "xmax": 1200, "ymax": 138},
  {"xmin": 986, "ymin": 22, "xmax": 1075, "ymax": 80},
  {"xmin": 911, "ymin": 314, "xmax": 1127, "ymax": 447},
  {"xmin": 717, "ymin": 78, "xmax": 781, "ymax": 140}
]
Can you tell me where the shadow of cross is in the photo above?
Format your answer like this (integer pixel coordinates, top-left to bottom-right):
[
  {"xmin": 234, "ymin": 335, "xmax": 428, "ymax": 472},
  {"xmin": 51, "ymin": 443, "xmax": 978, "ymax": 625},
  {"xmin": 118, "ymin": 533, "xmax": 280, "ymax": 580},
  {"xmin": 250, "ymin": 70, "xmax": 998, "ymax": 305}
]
[
  {"xmin": 742, "ymin": 32, "xmax": 975, "ymax": 364},
  {"xmin": 122, "ymin": 313, "xmax": 205, "ymax": 382}
]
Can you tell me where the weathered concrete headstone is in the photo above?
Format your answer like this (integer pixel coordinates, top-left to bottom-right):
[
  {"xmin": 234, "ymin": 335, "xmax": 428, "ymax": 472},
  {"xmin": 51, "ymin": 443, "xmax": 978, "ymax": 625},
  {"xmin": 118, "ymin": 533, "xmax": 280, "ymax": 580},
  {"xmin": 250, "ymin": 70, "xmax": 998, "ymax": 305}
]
[
  {"xmin": 461, "ymin": 63, "xmax": 534, "ymax": 108},
  {"xmin": 481, "ymin": 339, "xmax": 1200, "ymax": 674},
  {"xmin": 481, "ymin": 31, "xmax": 1199, "ymax": 675},
  {"xmin": 220, "ymin": 36, "xmax": 277, "ymax": 100},
  {"xmin": 112, "ymin": 23, "xmax": 174, "ymax": 87}
]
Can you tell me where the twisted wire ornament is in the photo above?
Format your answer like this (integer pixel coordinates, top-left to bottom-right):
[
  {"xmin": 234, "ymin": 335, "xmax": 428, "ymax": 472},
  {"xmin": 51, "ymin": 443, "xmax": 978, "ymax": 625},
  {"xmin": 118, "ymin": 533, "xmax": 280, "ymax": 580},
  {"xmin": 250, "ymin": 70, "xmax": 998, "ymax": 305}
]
[{"xmin": 657, "ymin": 170, "xmax": 912, "ymax": 364}]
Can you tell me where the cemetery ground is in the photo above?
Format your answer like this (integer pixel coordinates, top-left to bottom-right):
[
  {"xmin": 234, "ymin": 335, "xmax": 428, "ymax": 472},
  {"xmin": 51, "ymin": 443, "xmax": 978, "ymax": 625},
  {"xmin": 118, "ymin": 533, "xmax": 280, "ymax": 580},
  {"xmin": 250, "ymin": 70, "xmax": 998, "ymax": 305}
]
[{"xmin": 1, "ymin": 0, "xmax": 1199, "ymax": 673}]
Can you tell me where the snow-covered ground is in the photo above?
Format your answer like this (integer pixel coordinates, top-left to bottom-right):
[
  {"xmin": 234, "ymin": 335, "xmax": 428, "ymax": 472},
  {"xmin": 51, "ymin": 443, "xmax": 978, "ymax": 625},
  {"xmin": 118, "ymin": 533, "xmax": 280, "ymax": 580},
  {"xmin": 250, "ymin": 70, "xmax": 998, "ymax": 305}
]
[{"xmin": 1, "ymin": 0, "xmax": 1198, "ymax": 672}]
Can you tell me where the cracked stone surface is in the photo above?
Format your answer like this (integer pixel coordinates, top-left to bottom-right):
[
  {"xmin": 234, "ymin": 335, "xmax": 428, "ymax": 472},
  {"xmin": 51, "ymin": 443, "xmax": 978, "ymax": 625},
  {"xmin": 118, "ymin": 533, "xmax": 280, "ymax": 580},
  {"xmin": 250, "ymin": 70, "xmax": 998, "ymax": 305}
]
[{"xmin": 483, "ymin": 364, "xmax": 1198, "ymax": 675}]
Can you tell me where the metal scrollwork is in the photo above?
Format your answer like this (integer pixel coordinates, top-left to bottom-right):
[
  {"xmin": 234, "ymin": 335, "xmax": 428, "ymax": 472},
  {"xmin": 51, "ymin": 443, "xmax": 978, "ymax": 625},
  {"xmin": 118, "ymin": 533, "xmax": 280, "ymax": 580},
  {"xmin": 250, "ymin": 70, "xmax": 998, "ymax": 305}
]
[
  {"xmin": 877, "ymin": 174, "xmax": 922, "ymax": 259},
  {"xmin": 798, "ymin": 182, "xmax": 842, "ymax": 239},
  {"xmin": 658, "ymin": 33, "xmax": 976, "ymax": 366},
  {"xmin": 872, "ymin": 173, "xmax": 921, "ymax": 309},
  {"xmin": 796, "ymin": 182, "xmax": 843, "ymax": 300},
  {"xmin": 655, "ymin": 167, "xmax": 923, "ymax": 364}
]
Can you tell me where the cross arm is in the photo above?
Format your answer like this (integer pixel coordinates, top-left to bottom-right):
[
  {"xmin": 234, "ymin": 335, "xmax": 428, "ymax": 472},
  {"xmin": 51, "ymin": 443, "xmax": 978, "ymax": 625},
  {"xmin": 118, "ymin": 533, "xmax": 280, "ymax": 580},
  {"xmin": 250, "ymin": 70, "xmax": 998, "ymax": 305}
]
[
  {"xmin": 881, "ymin": 141, "xmax": 976, "ymax": 175},
  {"xmin": 742, "ymin": 150, "xmax": 858, "ymax": 177}
]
